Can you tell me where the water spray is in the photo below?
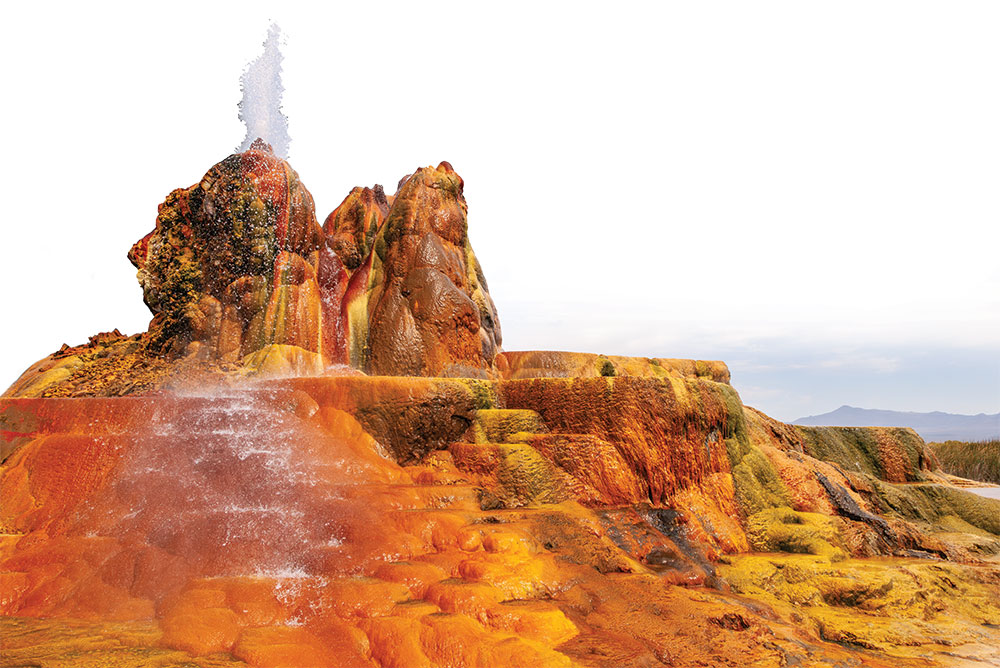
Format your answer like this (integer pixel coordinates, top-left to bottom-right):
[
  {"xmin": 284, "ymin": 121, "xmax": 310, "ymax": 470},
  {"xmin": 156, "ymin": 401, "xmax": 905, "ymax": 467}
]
[{"xmin": 237, "ymin": 23, "xmax": 291, "ymax": 158}]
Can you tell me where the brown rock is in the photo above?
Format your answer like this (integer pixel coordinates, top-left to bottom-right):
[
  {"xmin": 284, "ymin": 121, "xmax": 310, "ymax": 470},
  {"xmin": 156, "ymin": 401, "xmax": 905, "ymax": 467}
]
[
  {"xmin": 323, "ymin": 185, "xmax": 390, "ymax": 271},
  {"xmin": 364, "ymin": 162, "xmax": 502, "ymax": 378},
  {"xmin": 496, "ymin": 351, "xmax": 731, "ymax": 383},
  {"xmin": 129, "ymin": 140, "xmax": 324, "ymax": 359}
]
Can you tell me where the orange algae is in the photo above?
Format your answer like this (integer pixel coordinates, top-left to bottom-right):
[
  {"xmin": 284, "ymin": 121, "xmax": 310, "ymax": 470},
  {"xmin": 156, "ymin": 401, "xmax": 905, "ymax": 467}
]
[
  {"xmin": 0, "ymin": 387, "xmax": 585, "ymax": 667},
  {"xmin": 2, "ymin": 378, "xmax": 1000, "ymax": 667}
]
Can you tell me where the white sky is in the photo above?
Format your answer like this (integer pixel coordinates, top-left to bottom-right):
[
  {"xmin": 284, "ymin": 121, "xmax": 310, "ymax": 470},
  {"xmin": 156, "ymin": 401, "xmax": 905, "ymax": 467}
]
[{"xmin": 2, "ymin": 1, "xmax": 998, "ymax": 420}]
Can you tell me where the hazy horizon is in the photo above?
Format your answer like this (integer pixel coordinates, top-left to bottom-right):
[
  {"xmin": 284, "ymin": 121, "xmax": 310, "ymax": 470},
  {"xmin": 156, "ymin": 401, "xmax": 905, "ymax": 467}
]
[{"xmin": 2, "ymin": 2, "xmax": 997, "ymax": 423}]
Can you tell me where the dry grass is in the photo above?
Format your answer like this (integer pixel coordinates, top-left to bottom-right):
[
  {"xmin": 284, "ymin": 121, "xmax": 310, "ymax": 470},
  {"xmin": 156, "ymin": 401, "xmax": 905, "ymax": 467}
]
[{"xmin": 931, "ymin": 439, "xmax": 1000, "ymax": 484}]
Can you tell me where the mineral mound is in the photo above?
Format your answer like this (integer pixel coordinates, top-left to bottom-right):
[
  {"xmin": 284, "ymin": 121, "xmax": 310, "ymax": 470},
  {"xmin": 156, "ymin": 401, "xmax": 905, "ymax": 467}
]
[{"xmin": 2, "ymin": 144, "xmax": 999, "ymax": 668}]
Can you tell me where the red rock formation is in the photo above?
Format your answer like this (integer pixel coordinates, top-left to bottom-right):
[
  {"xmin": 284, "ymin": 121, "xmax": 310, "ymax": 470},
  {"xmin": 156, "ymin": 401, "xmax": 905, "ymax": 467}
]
[
  {"xmin": 498, "ymin": 376, "xmax": 749, "ymax": 554},
  {"xmin": 121, "ymin": 150, "xmax": 501, "ymax": 380},
  {"xmin": 317, "ymin": 186, "xmax": 390, "ymax": 364},
  {"xmin": 351, "ymin": 162, "xmax": 502, "ymax": 378},
  {"xmin": 129, "ymin": 139, "xmax": 324, "ymax": 359},
  {"xmin": 323, "ymin": 186, "xmax": 390, "ymax": 272},
  {"xmin": 4, "ymin": 376, "xmax": 999, "ymax": 667}
]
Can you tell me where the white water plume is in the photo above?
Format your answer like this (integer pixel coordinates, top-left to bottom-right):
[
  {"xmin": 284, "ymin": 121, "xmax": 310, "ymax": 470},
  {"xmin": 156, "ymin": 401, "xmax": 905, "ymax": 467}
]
[{"xmin": 237, "ymin": 23, "xmax": 291, "ymax": 158}]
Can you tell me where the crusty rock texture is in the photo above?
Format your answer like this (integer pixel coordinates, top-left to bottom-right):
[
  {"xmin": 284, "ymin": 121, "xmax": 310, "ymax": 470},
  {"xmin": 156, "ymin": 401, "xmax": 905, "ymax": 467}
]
[
  {"xmin": 2, "ymin": 149, "xmax": 999, "ymax": 667},
  {"xmin": 130, "ymin": 138, "xmax": 324, "ymax": 359},
  {"xmin": 4, "ymin": 147, "xmax": 504, "ymax": 398},
  {"xmin": 362, "ymin": 162, "xmax": 501, "ymax": 378},
  {"xmin": 3, "ymin": 376, "xmax": 999, "ymax": 667}
]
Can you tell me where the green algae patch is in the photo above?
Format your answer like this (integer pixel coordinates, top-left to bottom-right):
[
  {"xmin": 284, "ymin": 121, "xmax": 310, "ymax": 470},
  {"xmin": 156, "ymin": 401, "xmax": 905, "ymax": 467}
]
[
  {"xmin": 717, "ymin": 385, "xmax": 791, "ymax": 518},
  {"xmin": 458, "ymin": 379, "xmax": 498, "ymax": 410},
  {"xmin": 450, "ymin": 442, "xmax": 575, "ymax": 508},
  {"xmin": 795, "ymin": 426, "xmax": 929, "ymax": 483},
  {"xmin": 719, "ymin": 553, "xmax": 1000, "ymax": 656},
  {"xmin": 730, "ymin": 443, "xmax": 791, "ymax": 516},
  {"xmin": 470, "ymin": 409, "xmax": 547, "ymax": 444},
  {"xmin": 868, "ymin": 480, "xmax": 1000, "ymax": 536},
  {"xmin": 745, "ymin": 508, "xmax": 847, "ymax": 560},
  {"xmin": 716, "ymin": 384, "xmax": 749, "ymax": 445}
]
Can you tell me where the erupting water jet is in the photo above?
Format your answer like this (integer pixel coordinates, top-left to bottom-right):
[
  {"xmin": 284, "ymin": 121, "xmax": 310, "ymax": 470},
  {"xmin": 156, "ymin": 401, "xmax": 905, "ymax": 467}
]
[{"xmin": 237, "ymin": 23, "xmax": 291, "ymax": 159}]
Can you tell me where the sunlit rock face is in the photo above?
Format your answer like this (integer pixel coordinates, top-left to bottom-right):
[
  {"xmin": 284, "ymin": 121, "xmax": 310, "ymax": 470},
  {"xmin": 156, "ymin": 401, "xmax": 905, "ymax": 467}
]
[
  {"xmin": 4, "ymin": 377, "xmax": 1000, "ymax": 668},
  {"xmin": 317, "ymin": 185, "xmax": 390, "ymax": 366},
  {"xmin": 322, "ymin": 185, "xmax": 389, "ymax": 272},
  {"xmin": 361, "ymin": 162, "xmax": 501, "ymax": 378},
  {"xmin": 129, "ymin": 139, "xmax": 323, "ymax": 359},
  {"xmin": 128, "ymin": 147, "xmax": 499, "ymax": 379}
]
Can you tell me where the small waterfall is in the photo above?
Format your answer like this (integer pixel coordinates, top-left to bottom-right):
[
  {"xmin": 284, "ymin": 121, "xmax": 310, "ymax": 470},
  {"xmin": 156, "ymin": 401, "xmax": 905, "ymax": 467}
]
[{"xmin": 85, "ymin": 389, "xmax": 351, "ymax": 583}]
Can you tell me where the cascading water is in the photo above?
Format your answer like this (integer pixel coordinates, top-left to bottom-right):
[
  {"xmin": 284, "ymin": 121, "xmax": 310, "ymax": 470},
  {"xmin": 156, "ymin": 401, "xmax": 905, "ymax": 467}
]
[
  {"xmin": 66, "ymin": 386, "xmax": 407, "ymax": 620},
  {"xmin": 118, "ymin": 391, "xmax": 321, "ymax": 576},
  {"xmin": 1, "ymin": 380, "xmax": 494, "ymax": 663}
]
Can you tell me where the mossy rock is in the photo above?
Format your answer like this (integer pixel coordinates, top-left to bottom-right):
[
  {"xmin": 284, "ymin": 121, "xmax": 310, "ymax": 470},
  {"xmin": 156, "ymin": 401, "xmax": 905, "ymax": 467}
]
[
  {"xmin": 731, "ymin": 445, "xmax": 792, "ymax": 516},
  {"xmin": 868, "ymin": 480, "xmax": 1000, "ymax": 536},
  {"xmin": 470, "ymin": 409, "xmax": 547, "ymax": 444},
  {"xmin": 746, "ymin": 507, "xmax": 847, "ymax": 560},
  {"xmin": 450, "ymin": 442, "xmax": 574, "ymax": 508},
  {"xmin": 721, "ymin": 398, "xmax": 791, "ymax": 518},
  {"xmin": 720, "ymin": 553, "xmax": 1000, "ymax": 651},
  {"xmin": 796, "ymin": 426, "xmax": 929, "ymax": 482},
  {"xmin": 459, "ymin": 379, "xmax": 498, "ymax": 410}
]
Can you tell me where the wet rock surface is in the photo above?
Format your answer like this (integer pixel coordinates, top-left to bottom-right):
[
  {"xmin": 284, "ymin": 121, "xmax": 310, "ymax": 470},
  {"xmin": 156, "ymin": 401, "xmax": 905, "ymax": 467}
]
[
  {"xmin": 363, "ymin": 163, "xmax": 501, "ymax": 379},
  {"xmin": 3, "ymin": 376, "xmax": 999, "ymax": 667}
]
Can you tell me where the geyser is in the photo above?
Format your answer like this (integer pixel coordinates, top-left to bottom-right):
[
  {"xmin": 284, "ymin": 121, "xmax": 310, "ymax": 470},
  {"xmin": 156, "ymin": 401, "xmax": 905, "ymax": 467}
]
[{"xmin": 237, "ymin": 23, "xmax": 290, "ymax": 159}]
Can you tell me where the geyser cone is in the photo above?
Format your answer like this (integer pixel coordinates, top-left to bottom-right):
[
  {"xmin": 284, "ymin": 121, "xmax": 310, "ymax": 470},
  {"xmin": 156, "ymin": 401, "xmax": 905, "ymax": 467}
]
[{"xmin": 129, "ymin": 140, "xmax": 324, "ymax": 362}]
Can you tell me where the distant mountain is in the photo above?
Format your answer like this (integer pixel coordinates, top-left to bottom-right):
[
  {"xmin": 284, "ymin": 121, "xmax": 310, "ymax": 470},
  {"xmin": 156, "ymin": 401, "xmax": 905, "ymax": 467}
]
[{"xmin": 792, "ymin": 406, "xmax": 1000, "ymax": 442}]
